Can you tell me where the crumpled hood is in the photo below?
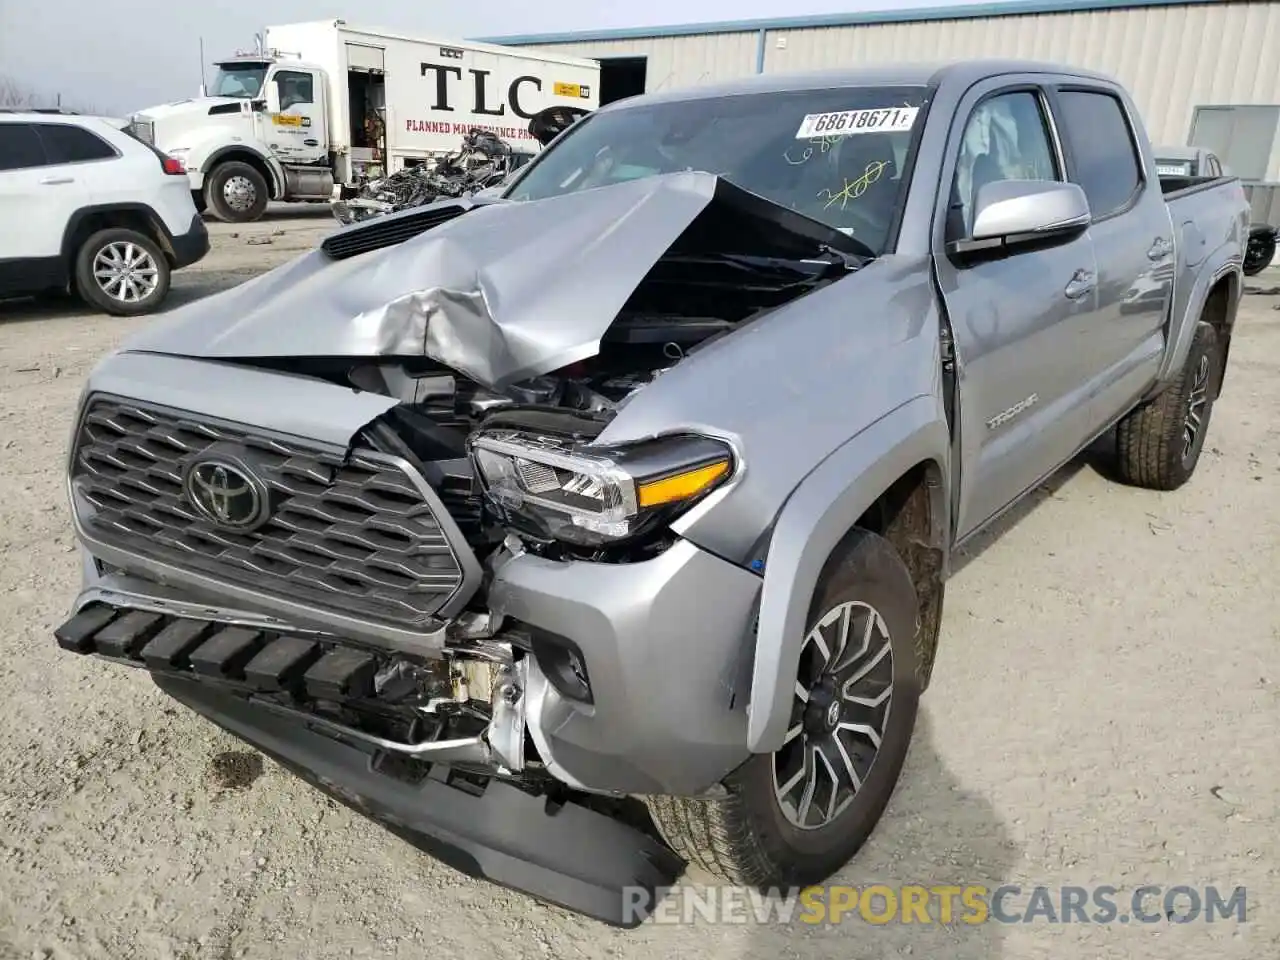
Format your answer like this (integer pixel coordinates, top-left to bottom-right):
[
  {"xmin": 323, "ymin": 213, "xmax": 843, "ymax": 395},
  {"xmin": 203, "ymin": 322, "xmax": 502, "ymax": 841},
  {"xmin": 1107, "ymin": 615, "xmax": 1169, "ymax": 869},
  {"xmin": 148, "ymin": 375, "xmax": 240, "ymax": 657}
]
[
  {"xmin": 124, "ymin": 172, "xmax": 739, "ymax": 389},
  {"xmin": 123, "ymin": 170, "xmax": 860, "ymax": 390}
]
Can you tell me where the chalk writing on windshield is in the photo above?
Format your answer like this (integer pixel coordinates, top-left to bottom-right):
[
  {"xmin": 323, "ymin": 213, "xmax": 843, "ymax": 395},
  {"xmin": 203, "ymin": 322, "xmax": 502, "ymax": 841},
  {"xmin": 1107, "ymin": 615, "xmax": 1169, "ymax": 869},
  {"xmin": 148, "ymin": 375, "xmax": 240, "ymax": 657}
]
[
  {"xmin": 784, "ymin": 135, "xmax": 841, "ymax": 166},
  {"xmin": 819, "ymin": 160, "xmax": 891, "ymax": 211}
]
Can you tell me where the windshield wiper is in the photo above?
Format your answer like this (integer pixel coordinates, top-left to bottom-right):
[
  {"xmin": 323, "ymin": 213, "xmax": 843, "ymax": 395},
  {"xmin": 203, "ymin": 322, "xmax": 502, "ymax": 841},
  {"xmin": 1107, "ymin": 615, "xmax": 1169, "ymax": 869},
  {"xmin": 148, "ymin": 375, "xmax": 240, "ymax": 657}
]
[
  {"xmin": 817, "ymin": 241, "xmax": 876, "ymax": 268},
  {"xmin": 662, "ymin": 250, "xmax": 870, "ymax": 283}
]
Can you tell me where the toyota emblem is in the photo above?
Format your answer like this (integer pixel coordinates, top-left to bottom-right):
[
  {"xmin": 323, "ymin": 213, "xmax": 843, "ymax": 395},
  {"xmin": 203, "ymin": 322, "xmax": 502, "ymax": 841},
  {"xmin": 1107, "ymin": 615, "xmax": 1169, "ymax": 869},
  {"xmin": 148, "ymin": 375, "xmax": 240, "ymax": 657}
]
[{"xmin": 184, "ymin": 459, "xmax": 269, "ymax": 531}]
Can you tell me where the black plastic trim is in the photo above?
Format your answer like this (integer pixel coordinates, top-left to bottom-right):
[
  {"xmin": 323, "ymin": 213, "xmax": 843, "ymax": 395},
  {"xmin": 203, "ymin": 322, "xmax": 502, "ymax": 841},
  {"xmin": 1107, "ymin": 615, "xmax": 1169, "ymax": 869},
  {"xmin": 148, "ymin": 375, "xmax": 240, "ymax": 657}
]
[
  {"xmin": 0, "ymin": 255, "xmax": 65, "ymax": 297},
  {"xmin": 154, "ymin": 676, "xmax": 683, "ymax": 927},
  {"xmin": 170, "ymin": 213, "xmax": 210, "ymax": 268}
]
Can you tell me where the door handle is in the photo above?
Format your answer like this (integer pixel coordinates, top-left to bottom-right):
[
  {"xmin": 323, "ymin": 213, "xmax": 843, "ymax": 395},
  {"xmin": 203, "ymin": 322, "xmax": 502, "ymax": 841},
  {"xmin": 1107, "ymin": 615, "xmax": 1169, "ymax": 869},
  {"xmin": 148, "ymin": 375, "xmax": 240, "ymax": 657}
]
[
  {"xmin": 1064, "ymin": 269, "xmax": 1097, "ymax": 300},
  {"xmin": 39, "ymin": 176, "xmax": 74, "ymax": 185},
  {"xmin": 1147, "ymin": 237, "xmax": 1173, "ymax": 261}
]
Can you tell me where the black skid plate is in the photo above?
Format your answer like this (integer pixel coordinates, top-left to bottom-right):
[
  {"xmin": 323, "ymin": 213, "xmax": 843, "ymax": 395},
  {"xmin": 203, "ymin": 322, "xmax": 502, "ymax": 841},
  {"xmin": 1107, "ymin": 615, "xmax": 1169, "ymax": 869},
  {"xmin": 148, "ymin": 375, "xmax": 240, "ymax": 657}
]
[{"xmin": 55, "ymin": 604, "xmax": 684, "ymax": 926}]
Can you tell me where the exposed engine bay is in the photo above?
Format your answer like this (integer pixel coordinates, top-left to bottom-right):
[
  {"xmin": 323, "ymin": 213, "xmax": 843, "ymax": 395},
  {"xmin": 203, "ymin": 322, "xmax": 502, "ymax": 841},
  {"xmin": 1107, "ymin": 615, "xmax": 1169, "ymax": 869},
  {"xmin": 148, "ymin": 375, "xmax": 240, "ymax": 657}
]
[{"xmin": 270, "ymin": 176, "xmax": 865, "ymax": 570}]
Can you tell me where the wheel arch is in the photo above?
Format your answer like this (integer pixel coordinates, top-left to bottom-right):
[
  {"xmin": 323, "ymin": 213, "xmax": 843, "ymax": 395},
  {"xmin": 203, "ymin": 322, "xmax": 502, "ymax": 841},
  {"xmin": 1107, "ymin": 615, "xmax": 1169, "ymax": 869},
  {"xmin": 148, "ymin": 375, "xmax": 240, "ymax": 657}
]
[
  {"xmin": 1200, "ymin": 274, "xmax": 1238, "ymax": 400},
  {"xmin": 203, "ymin": 146, "xmax": 286, "ymax": 200},
  {"xmin": 746, "ymin": 396, "xmax": 951, "ymax": 753},
  {"xmin": 61, "ymin": 204, "xmax": 177, "ymax": 270},
  {"xmin": 1155, "ymin": 257, "xmax": 1241, "ymax": 392}
]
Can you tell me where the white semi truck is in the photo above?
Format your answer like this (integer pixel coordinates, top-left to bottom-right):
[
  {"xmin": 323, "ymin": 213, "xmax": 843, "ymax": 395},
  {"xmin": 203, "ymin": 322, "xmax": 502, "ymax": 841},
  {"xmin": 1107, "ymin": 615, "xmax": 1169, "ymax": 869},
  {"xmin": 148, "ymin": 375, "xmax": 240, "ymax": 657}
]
[{"xmin": 126, "ymin": 20, "xmax": 601, "ymax": 222}]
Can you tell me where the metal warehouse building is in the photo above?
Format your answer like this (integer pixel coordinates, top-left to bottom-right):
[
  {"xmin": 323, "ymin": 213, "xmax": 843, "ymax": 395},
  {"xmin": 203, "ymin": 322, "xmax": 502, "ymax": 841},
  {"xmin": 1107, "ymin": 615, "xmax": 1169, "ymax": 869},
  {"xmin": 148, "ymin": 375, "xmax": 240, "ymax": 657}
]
[{"xmin": 481, "ymin": 0, "xmax": 1280, "ymax": 183}]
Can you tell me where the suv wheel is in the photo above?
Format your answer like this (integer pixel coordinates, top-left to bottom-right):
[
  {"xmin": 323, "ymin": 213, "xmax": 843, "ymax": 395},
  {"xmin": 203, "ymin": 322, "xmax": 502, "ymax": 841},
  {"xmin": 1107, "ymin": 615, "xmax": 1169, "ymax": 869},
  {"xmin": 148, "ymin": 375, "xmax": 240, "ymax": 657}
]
[
  {"xmin": 646, "ymin": 528, "xmax": 921, "ymax": 888},
  {"xmin": 1115, "ymin": 321, "xmax": 1219, "ymax": 491},
  {"xmin": 205, "ymin": 161, "xmax": 269, "ymax": 222},
  {"xmin": 74, "ymin": 228, "xmax": 171, "ymax": 317}
]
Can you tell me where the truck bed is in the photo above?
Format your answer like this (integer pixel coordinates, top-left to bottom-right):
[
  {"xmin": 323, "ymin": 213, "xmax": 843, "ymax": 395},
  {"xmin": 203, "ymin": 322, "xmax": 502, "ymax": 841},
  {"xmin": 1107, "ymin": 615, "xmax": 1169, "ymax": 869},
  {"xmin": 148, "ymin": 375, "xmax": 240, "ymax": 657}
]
[{"xmin": 1159, "ymin": 173, "xmax": 1236, "ymax": 199}]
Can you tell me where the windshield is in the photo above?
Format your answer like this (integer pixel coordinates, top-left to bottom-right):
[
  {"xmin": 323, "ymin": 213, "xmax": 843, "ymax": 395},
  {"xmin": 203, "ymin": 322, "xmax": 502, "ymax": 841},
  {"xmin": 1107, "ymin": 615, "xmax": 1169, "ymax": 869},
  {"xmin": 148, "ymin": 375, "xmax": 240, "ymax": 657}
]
[
  {"xmin": 211, "ymin": 63, "xmax": 268, "ymax": 99},
  {"xmin": 506, "ymin": 86, "xmax": 928, "ymax": 255}
]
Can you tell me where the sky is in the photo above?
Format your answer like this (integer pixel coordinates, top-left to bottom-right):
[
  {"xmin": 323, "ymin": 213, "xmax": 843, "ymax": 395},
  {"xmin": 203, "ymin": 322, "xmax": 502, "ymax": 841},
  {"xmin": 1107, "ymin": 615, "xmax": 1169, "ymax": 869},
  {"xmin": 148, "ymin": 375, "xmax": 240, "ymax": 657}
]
[{"xmin": 0, "ymin": 0, "xmax": 963, "ymax": 114}]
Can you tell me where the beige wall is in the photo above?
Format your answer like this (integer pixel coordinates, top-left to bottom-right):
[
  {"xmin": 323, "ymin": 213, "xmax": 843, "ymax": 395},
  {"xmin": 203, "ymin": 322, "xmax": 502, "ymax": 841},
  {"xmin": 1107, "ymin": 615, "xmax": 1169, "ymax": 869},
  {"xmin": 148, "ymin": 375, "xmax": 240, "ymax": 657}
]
[
  {"xmin": 522, "ymin": 32, "xmax": 759, "ymax": 94},
  {"xmin": 760, "ymin": 1, "xmax": 1280, "ymax": 152},
  {"xmin": 519, "ymin": 1, "xmax": 1280, "ymax": 174}
]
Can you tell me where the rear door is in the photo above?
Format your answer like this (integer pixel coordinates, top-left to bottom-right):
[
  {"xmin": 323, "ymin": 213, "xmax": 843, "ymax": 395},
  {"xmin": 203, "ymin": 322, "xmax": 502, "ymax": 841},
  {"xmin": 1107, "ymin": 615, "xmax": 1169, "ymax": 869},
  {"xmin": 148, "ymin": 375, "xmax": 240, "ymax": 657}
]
[
  {"xmin": 1049, "ymin": 85, "xmax": 1174, "ymax": 431},
  {"xmin": 0, "ymin": 120, "xmax": 93, "ymax": 292},
  {"xmin": 934, "ymin": 78, "xmax": 1105, "ymax": 539}
]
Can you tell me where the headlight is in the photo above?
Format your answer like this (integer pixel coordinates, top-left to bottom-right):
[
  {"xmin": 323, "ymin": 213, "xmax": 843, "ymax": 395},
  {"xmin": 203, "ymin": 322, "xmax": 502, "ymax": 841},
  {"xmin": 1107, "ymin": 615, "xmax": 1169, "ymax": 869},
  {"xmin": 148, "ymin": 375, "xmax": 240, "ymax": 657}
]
[{"xmin": 469, "ymin": 431, "xmax": 733, "ymax": 546}]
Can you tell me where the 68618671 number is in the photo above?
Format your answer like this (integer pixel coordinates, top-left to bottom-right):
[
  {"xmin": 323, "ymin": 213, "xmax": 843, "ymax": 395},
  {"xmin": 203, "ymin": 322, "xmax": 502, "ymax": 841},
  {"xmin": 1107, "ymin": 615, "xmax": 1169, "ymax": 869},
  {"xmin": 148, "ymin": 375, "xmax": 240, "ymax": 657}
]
[{"xmin": 795, "ymin": 106, "xmax": 919, "ymax": 139}]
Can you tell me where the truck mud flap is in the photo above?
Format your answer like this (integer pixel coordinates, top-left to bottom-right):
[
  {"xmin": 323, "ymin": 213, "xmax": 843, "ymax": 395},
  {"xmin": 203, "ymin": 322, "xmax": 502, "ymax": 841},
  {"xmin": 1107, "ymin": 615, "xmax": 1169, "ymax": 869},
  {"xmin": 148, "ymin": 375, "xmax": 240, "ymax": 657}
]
[{"xmin": 54, "ymin": 603, "xmax": 683, "ymax": 926}]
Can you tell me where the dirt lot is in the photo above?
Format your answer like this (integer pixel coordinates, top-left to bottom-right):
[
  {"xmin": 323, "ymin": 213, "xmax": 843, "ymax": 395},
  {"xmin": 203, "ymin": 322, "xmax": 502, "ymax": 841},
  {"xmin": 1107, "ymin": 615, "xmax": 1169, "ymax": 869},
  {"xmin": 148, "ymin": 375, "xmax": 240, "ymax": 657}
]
[{"xmin": 1, "ymin": 208, "xmax": 1277, "ymax": 960}]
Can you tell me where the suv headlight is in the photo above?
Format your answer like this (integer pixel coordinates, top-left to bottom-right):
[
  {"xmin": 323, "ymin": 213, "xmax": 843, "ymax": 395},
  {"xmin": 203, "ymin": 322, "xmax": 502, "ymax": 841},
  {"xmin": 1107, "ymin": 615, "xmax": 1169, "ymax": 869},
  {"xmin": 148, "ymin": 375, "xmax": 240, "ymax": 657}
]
[{"xmin": 469, "ymin": 431, "xmax": 733, "ymax": 546}]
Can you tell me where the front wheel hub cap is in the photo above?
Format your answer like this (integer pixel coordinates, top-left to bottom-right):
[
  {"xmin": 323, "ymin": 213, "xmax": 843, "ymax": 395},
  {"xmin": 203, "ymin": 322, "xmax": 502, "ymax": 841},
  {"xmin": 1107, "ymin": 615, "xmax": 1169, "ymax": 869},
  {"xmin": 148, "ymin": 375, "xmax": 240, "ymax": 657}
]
[{"xmin": 773, "ymin": 599, "xmax": 895, "ymax": 831}]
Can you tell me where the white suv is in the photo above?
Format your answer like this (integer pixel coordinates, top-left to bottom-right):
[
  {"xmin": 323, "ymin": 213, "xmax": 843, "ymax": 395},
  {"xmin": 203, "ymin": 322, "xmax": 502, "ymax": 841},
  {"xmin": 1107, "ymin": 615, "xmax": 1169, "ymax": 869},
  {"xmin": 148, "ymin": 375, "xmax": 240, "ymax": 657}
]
[{"xmin": 0, "ymin": 111, "xmax": 209, "ymax": 316}]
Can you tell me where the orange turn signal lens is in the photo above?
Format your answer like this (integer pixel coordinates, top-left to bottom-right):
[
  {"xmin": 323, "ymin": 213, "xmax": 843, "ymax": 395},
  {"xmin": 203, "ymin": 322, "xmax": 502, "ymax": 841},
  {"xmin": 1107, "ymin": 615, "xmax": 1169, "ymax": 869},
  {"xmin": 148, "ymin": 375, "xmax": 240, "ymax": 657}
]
[{"xmin": 636, "ymin": 459, "xmax": 731, "ymax": 508}]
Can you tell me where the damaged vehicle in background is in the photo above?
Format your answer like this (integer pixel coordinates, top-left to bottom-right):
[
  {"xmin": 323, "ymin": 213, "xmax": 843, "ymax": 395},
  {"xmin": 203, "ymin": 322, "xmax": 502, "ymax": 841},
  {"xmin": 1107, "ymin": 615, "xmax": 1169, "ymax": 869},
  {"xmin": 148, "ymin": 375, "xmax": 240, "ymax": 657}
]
[
  {"xmin": 331, "ymin": 106, "xmax": 589, "ymax": 225},
  {"xmin": 55, "ymin": 61, "xmax": 1247, "ymax": 926},
  {"xmin": 331, "ymin": 128, "xmax": 534, "ymax": 226}
]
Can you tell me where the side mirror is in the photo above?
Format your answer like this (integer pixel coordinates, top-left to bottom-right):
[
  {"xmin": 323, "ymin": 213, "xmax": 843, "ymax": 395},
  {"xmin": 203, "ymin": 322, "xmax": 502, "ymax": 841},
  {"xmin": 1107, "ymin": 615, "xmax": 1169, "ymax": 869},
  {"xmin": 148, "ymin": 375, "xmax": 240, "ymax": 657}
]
[
  {"xmin": 264, "ymin": 80, "xmax": 281, "ymax": 115},
  {"xmin": 950, "ymin": 180, "xmax": 1091, "ymax": 259}
]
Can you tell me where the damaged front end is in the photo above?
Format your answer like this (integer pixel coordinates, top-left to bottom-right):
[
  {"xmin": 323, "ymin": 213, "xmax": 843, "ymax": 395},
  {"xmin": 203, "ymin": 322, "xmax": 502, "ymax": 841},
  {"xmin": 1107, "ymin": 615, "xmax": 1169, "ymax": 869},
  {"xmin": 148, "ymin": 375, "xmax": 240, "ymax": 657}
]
[{"xmin": 58, "ymin": 169, "xmax": 865, "ymax": 922}]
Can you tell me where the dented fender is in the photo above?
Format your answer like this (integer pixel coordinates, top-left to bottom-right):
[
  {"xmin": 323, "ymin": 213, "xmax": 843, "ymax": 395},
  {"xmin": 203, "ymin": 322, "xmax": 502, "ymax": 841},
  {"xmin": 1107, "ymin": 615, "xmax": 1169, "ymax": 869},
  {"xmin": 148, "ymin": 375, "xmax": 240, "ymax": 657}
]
[{"xmin": 746, "ymin": 395, "xmax": 950, "ymax": 753}]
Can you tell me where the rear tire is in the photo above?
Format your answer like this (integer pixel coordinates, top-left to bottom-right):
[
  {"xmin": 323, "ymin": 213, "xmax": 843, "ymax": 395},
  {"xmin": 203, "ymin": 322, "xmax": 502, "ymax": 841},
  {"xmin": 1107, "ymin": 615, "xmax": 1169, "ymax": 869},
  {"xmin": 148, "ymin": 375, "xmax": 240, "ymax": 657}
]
[
  {"xmin": 646, "ymin": 528, "xmax": 920, "ymax": 887},
  {"xmin": 1114, "ymin": 322, "xmax": 1218, "ymax": 491},
  {"xmin": 205, "ymin": 161, "xmax": 269, "ymax": 223},
  {"xmin": 73, "ymin": 228, "xmax": 171, "ymax": 317}
]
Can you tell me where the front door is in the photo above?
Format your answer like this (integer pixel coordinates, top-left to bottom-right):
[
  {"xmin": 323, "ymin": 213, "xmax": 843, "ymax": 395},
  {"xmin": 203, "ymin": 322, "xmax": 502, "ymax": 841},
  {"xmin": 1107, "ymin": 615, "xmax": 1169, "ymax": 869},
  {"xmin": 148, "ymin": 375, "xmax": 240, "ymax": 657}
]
[
  {"xmin": 934, "ymin": 84, "xmax": 1105, "ymax": 540},
  {"xmin": 266, "ymin": 68, "xmax": 326, "ymax": 165}
]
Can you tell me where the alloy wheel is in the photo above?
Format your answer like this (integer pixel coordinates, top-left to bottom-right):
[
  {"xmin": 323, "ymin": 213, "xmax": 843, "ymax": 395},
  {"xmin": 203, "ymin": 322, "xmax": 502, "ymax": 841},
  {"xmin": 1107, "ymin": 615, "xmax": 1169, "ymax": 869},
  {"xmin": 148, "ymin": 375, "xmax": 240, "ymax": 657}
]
[
  {"xmin": 93, "ymin": 242, "xmax": 159, "ymax": 304},
  {"xmin": 1182, "ymin": 353, "xmax": 1211, "ymax": 462},
  {"xmin": 772, "ymin": 600, "xmax": 894, "ymax": 831}
]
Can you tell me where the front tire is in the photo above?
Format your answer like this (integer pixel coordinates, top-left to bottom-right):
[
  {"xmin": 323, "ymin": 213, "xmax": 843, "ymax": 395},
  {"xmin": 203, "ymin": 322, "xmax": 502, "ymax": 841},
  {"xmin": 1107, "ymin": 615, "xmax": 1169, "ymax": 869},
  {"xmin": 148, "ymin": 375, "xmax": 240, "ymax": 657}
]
[
  {"xmin": 73, "ymin": 228, "xmax": 171, "ymax": 317},
  {"xmin": 1114, "ymin": 322, "xmax": 1218, "ymax": 491},
  {"xmin": 646, "ymin": 528, "xmax": 921, "ymax": 887},
  {"xmin": 205, "ymin": 161, "xmax": 269, "ymax": 223}
]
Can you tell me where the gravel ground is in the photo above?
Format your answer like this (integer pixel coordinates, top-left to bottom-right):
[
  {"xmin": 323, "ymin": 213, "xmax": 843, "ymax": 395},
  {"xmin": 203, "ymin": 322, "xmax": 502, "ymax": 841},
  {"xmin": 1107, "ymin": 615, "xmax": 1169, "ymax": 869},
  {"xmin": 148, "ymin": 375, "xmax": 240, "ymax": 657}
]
[{"xmin": 1, "ymin": 208, "xmax": 1277, "ymax": 959}]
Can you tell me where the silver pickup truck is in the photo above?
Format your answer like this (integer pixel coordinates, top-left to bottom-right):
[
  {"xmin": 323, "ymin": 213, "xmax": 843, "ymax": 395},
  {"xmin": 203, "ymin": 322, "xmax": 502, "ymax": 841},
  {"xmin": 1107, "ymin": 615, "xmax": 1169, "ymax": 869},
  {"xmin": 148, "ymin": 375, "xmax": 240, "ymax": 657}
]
[{"xmin": 56, "ymin": 60, "xmax": 1247, "ymax": 925}]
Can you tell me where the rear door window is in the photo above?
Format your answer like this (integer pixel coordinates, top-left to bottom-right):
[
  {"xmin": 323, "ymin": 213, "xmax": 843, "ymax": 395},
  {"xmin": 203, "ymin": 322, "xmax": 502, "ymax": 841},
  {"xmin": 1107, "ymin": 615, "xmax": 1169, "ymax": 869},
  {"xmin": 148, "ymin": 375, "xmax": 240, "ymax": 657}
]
[
  {"xmin": 0, "ymin": 123, "xmax": 48, "ymax": 171},
  {"xmin": 1054, "ymin": 90, "xmax": 1143, "ymax": 218},
  {"xmin": 33, "ymin": 123, "xmax": 117, "ymax": 164}
]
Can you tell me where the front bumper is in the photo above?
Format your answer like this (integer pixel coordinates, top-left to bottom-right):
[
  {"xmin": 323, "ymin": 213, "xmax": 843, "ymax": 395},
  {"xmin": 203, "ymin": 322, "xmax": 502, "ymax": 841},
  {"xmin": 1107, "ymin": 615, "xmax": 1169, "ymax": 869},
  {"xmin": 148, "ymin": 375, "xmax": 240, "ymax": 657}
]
[
  {"xmin": 65, "ymin": 534, "xmax": 762, "ymax": 797},
  {"xmin": 57, "ymin": 539, "xmax": 756, "ymax": 924},
  {"xmin": 156, "ymin": 676, "xmax": 682, "ymax": 927},
  {"xmin": 169, "ymin": 213, "xmax": 209, "ymax": 269}
]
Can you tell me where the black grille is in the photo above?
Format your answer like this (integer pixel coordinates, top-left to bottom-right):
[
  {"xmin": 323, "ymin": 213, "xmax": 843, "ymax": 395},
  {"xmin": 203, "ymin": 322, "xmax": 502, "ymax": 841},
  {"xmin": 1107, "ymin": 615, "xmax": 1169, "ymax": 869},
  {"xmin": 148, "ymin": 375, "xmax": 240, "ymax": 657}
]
[
  {"xmin": 321, "ymin": 200, "xmax": 475, "ymax": 261},
  {"xmin": 70, "ymin": 398, "xmax": 468, "ymax": 629}
]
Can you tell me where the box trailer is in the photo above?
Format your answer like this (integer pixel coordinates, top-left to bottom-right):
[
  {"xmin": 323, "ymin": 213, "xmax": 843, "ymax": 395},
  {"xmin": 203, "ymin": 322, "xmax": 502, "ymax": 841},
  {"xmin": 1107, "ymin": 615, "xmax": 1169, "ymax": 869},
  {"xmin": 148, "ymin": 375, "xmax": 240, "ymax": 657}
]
[{"xmin": 126, "ymin": 19, "xmax": 601, "ymax": 222}]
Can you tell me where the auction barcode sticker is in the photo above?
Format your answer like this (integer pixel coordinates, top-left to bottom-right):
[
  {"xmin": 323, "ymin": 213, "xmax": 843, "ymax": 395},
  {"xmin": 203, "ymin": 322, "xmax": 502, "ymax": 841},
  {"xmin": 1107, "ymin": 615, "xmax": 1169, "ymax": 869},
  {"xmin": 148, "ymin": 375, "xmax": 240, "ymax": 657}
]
[{"xmin": 795, "ymin": 107, "xmax": 919, "ymax": 139}]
